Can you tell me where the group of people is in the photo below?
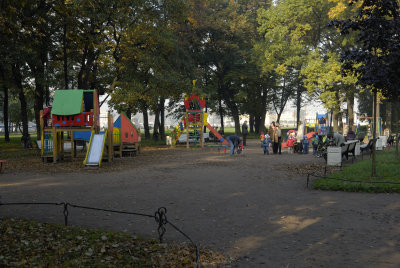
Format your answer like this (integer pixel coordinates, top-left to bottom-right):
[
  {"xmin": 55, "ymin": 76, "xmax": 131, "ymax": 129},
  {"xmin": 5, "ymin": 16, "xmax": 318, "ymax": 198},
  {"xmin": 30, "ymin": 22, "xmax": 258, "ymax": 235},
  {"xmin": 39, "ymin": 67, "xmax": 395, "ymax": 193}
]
[
  {"xmin": 225, "ymin": 120, "xmax": 350, "ymax": 157},
  {"xmin": 260, "ymin": 125, "xmax": 348, "ymax": 156},
  {"xmin": 261, "ymin": 121, "xmax": 282, "ymax": 155}
]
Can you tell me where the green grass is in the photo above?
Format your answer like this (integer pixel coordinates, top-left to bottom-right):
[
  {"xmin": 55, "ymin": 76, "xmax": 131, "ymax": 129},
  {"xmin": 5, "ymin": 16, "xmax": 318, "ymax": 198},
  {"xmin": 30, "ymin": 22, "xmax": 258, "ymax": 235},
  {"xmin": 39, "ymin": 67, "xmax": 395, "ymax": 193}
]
[
  {"xmin": 313, "ymin": 148, "xmax": 400, "ymax": 193},
  {"xmin": 0, "ymin": 133, "xmax": 39, "ymax": 159}
]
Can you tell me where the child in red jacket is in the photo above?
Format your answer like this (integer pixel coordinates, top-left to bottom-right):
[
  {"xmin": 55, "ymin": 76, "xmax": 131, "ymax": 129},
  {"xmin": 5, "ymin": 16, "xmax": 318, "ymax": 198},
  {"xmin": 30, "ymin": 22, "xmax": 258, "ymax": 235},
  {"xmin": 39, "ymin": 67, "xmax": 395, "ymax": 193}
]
[{"xmin": 287, "ymin": 134, "xmax": 294, "ymax": 154}]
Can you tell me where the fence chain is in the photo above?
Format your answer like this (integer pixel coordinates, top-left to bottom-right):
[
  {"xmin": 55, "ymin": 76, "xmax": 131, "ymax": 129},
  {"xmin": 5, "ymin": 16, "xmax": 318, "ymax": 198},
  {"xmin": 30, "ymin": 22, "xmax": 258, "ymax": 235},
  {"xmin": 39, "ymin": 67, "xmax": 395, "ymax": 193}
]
[
  {"xmin": 63, "ymin": 202, "xmax": 69, "ymax": 226},
  {"xmin": 155, "ymin": 207, "xmax": 168, "ymax": 243},
  {"xmin": 0, "ymin": 198, "xmax": 199, "ymax": 268}
]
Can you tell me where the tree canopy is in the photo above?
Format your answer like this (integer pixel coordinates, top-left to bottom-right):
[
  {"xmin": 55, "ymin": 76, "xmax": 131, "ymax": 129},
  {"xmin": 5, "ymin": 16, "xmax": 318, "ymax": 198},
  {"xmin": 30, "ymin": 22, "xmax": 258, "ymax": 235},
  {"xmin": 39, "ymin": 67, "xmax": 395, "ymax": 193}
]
[{"xmin": 0, "ymin": 0, "xmax": 399, "ymax": 141}]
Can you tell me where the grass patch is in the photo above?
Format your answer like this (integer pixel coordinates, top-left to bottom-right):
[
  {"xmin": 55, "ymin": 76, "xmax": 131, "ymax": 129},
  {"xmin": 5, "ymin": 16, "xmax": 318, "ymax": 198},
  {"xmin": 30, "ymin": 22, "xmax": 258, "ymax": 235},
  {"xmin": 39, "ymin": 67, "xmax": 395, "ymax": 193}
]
[
  {"xmin": 0, "ymin": 218, "xmax": 227, "ymax": 267},
  {"xmin": 313, "ymin": 148, "xmax": 400, "ymax": 193},
  {"xmin": 0, "ymin": 134, "xmax": 39, "ymax": 159}
]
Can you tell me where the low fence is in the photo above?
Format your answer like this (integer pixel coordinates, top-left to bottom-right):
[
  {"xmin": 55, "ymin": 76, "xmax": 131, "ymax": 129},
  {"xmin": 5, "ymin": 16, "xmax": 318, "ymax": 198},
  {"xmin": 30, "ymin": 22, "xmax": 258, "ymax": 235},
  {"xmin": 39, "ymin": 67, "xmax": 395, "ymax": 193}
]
[
  {"xmin": 0, "ymin": 200, "xmax": 200, "ymax": 268},
  {"xmin": 306, "ymin": 170, "xmax": 400, "ymax": 189}
]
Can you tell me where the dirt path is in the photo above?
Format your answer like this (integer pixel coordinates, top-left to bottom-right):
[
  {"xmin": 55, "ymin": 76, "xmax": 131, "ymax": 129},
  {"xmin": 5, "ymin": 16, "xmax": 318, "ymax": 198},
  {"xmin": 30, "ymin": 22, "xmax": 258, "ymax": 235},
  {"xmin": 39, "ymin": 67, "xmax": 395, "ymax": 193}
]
[{"xmin": 1, "ymin": 139, "xmax": 399, "ymax": 267}]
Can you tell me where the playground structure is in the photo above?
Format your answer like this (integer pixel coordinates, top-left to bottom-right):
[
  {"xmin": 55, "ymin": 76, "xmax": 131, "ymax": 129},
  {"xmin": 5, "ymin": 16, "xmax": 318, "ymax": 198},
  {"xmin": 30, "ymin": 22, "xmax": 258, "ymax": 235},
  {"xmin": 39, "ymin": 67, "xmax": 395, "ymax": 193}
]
[
  {"xmin": 40, "ymin": 89, "xmax": 114, "ymax": 166},
  {"xmin": 113, "ymin": 112, "xmax": 141, "ymax": 157},
  {"xmin": 356, "ymin": 116, "xmax": 383, "ymax": 137},
  {"xmin": 171, "ymin": 93, "xmax": 228, "ymax": 148},
  {"xmin": 304, "ymin": 113, "xmax": 330, "ymax": 135}
]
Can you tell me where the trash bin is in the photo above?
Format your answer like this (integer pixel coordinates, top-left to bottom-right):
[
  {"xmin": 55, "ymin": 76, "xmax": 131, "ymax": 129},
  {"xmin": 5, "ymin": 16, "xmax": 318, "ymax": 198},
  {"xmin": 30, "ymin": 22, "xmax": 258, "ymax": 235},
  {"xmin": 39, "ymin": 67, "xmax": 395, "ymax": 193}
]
[{"xmin": 327, "ymin": 146, "xmax": 341, "ymax": 166}]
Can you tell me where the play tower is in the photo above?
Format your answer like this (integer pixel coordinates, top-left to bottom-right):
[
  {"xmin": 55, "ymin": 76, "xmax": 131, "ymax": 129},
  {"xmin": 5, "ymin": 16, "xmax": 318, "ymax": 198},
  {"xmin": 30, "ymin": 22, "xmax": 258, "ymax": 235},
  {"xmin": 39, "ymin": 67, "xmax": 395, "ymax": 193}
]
[
  {"xmin": 40, "ymin": 89, "xmax": 114, "ymax": 165},
  {"xmin": 171, "ymin": 93, "xmax": 228, "ymax": 148}
]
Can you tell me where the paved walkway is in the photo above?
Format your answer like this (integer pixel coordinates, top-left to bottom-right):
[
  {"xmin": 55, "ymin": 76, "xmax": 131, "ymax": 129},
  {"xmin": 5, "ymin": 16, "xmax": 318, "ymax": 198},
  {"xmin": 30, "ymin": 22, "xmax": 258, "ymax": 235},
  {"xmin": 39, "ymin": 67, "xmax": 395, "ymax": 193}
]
[{"xmin": 1, "ymin": 139, "xmax": 399, "ymax": 267}]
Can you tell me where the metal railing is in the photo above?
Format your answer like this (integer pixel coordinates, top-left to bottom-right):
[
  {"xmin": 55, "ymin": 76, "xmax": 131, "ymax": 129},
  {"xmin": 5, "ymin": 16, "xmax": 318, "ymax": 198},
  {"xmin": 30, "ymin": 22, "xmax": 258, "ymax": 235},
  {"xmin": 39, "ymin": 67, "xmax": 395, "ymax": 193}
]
[{"xmin": 0, "ymin": 199, "xmax": 200, "ymax": 267}]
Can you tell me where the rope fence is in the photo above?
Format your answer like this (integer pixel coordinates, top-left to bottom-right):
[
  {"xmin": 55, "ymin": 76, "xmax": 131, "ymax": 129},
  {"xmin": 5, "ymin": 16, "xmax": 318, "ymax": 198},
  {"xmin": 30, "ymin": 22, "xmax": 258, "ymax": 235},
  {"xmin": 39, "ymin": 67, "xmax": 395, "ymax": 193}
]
[
  {"xmin": 306, "ymin": 171, "xmax": 400, "ymax": 188},
  {"xmin": 0, "ymin": 199, "xmax": 200, "ymax": 268}
]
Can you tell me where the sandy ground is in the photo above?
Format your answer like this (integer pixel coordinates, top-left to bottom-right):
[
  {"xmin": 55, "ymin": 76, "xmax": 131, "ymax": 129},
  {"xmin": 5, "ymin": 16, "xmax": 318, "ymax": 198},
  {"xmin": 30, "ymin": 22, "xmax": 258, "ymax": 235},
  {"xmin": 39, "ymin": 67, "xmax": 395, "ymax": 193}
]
[{"xmin": 1, "ymin": 139, "xmax": 399, "ymax": 267}]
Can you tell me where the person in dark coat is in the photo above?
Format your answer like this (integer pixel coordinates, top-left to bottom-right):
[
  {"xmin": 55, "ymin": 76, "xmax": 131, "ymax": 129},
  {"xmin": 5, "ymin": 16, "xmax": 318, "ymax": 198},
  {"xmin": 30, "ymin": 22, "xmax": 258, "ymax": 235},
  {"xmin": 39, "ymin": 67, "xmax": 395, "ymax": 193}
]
[
  {"xmin": 241, "ymin": 121, "xmax": 248, "ymax": 146},
  {"xmin": 226, "ymin": 135, "xmax": 243, "ymax": 155}
]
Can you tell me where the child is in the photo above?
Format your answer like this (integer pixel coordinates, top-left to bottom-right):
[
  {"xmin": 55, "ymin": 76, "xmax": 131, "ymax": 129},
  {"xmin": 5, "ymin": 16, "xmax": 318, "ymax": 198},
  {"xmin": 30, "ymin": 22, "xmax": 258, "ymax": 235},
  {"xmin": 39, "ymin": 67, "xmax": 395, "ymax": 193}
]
[
  {"xmin": 260, "ymin": 131, "xmax": 265, "ymax": 142},
  {"xmin": 303, "ymin": 135, "xmax": 309, "ymax": 154},
  {"xmin": 287, "ymin": 134, "xmax": 294, "ymax": 154},
  {"xmin": 262, "ymin": 134, "xmax": 272, "ymax": 155},
  {"xmin": 237, "ymin": 142, "xmax": 244, "ymax": 154}
]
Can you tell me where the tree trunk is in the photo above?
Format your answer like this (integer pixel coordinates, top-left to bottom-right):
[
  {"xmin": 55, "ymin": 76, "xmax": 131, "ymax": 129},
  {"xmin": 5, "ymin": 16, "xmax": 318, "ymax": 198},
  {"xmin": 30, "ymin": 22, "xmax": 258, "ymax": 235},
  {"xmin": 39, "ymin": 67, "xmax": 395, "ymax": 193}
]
[
  {"xmin": 125, "ymin": 108, "xmax": 131, "ymax": 121},
  {"xmin": 376, "ymin": 100, "xmax": 380, "ymax": 136},
  {"xmin": 254, "ymin": 115, "xmax": 260, "ymax": 134},
  {"xmin": 249, "ymin": 114, "xmax": 254, "ymax": 133},
  {"xmin": 394, "ymin": 98, "xmax": 399, "ymax": 161},
  {"xmin": 296, "ymin": 86, "xmax": 302, "ymax": 128},
  {"xmin": 371, "ymin": 89, "xmax": 377, "ymax": 177},
  {"xmin": 3, "ymin": 84, "xmax": 10, "ymax": 142},
  {"xmin": 12, "ymin": 64, "xmax": 29, "ymax": 142},
  {"xmin": 158, "ymin": 98, "xmax": 165, "ymax": 141},
  {"xmin": 231, "ymin": 105, "xmax": 240, "ymax": 135},
  {"xmin": 153, "ymin": 108, "xmax": 160, "ymax": 141},
  {"xmin": 77, "ymin": 45, "xmax": 98, "ymax": 90},
  {"xmin": 332, "ymin": 110, "xmax": 338, "ymax": 132},
  {"xmin": 347, "ymin": 92, "xmax": 355, "ymax": 131},
  {"xmin": 0, "ymin": 64, "xmax": 10, "ymax": 142},
  {"xmin": 218, "ymin": 96, "xmax": 224, "ymax": 131},
  {"xmin": 384, "ymin": 100, "xmax": 392, "ymax": 131},
  {"xmin": 222, "ymin": 88, "xmax": 240, "ymax": 134},
  {"xmin": 142, "ymin": 107, "xmax": 150, "ymax": 139},
  {"xmin": 259, "ymin": 87, "xmax": 268, "ymax": 133},
  {"xmin": 32, "ymin": 62, "xmax": 45, "ymax": 140},
  {"xmin": 45, "ymin": 82, "xmax": 50, "ymax": 106},
  {"xmin": 63, "ymin": 23, "xmax": 68, "ymax": 89},
  {"xmin": 277, "ymin": 113, "xmax": 282, "ymax": 123},
  {"xmin": 296, "ymin": 95, "xmax": 301, "ymax": 129}
]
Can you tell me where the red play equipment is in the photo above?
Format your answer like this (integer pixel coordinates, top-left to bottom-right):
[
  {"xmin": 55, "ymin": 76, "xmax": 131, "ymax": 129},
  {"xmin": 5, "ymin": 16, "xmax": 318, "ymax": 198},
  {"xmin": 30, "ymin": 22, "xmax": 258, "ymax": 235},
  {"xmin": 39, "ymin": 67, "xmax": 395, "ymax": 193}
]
[
  {"xmin": 171, "ymin": 93, "xmax": 229, "ymax": 147},
  {"xmin": 113, "ymin": 112, "xmax": 141, "ymax": 156}
]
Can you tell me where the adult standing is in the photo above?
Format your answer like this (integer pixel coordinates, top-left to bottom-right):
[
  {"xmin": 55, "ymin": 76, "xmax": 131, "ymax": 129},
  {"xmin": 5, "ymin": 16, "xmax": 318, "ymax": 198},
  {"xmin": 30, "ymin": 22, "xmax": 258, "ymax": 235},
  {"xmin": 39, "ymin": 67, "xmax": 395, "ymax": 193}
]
[
  {"xmin": 268, "ymin": 122, "xmax": 275, "ymax": 139},
  {"xmin": 276, "ymin": 122, "xmax": 282, "ymax": 154},
  {"xmin": 226, "ymin": 135, "xmax": 243, "ymax": 155},
  {"xmin": 242, "ymin": 121, "xmax": 248, "ymax": 146},
  {"xmin": 269, "ymin": 122, "xmax": 279, "ymax": 154}
]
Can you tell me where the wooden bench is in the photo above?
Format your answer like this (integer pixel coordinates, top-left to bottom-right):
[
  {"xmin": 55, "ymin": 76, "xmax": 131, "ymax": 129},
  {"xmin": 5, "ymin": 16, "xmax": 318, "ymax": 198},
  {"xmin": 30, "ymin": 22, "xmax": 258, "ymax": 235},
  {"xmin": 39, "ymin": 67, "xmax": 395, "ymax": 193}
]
[
  {"xmin": 360, "ymin": 138, "xmax": 377, "ymax": 159},
  {"xmin": 0, "ymin": 160, "xmax": 7, "ymax": 173},
  {"xmin": 208, "ymin": 144, "xmax": 229, "ymax": 154},
  {"xmin": 122, "ymin": 145, "xmax": 137, "ymax": 157}
]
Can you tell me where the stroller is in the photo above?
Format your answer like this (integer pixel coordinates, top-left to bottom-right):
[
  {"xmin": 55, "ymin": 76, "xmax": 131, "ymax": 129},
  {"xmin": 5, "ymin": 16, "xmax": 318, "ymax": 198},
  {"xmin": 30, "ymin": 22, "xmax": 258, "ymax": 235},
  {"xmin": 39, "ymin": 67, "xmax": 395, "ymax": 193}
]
[
  {"xmin": 318, "ymin": 136, "xmax": 336, "ymax": 161},
  {"xmin": 314, "ymin": 138, "xmax": 327, "ymax": 158},
  {"xmin": 294, "ymin": 140, "xmax": 303, "ymax": 153}
]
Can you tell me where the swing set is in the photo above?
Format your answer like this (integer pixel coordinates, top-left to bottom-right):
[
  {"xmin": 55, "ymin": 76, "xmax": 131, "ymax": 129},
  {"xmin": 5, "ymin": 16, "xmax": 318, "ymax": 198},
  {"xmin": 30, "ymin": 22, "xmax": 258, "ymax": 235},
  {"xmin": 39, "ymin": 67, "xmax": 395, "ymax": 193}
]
[{"xmin": 356, "ymin": 116, "xmax": 383, "ymax": 137}]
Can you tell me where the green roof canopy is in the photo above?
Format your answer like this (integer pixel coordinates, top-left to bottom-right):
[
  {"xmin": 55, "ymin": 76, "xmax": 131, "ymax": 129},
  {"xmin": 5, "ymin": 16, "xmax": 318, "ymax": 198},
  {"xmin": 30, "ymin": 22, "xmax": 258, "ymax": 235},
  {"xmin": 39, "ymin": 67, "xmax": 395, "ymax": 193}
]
[{"xmin": 51, "ymin": 90, "xmax": 84, "ymax": 116}]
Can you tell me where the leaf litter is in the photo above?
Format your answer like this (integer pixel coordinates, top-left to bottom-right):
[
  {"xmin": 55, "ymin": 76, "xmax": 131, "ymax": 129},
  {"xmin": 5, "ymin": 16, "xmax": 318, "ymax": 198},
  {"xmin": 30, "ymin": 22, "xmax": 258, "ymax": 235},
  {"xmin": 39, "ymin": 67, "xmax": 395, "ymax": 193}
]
[{"xmin": 0, "ymin": 218, "xmax": 228, "ymax": 267}]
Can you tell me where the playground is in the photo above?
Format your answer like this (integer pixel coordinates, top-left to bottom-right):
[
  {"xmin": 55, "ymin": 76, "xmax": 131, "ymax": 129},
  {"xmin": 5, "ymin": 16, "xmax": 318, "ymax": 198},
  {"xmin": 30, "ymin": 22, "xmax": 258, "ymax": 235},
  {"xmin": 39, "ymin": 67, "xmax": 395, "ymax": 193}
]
[{"xmin": 1, "ymin": 139, "xmax": 399, "ymax": 267}]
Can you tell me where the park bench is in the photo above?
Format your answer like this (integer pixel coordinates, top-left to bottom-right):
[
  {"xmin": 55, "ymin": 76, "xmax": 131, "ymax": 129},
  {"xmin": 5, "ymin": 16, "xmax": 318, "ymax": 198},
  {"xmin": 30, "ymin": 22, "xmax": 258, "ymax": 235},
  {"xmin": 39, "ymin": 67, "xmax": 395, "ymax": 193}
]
[
  {"xmin": 341, "ymin": 140, "xmax": 358, "ymax": 163},
  {"xmin": 360, "ymin": 138, "xmax": 377, "ymax": 159},
  {"xmin": 208, "ymin": 144, "xmax": 228, "ymax": 154},
  {"xmin": 387, "ymin": 135, "xmax": 395, "ymax": 147},
  {"xmin": 0, "ymin": 160, "xmax": 7, "ymax": 173},
  {"xmin": 122, "ymin": 144, "xmax": 137, "ymax": 157}
]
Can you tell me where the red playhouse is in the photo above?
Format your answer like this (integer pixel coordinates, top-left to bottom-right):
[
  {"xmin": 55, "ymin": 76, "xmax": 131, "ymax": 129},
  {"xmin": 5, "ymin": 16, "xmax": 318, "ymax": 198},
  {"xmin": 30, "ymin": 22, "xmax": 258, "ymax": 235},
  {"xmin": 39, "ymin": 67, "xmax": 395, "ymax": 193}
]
[{"xmin": 113, "ymin": 112, "xmax": 141, "ymax": 156}]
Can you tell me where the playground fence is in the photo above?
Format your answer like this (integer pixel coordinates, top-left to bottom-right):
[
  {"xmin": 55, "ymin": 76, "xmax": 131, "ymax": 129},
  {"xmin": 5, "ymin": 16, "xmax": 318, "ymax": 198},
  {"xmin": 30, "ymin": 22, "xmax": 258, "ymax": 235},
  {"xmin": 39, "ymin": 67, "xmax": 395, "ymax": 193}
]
[{"xmin": 0, "ymin": 199, "xmax": 200, "ymax": 268}]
